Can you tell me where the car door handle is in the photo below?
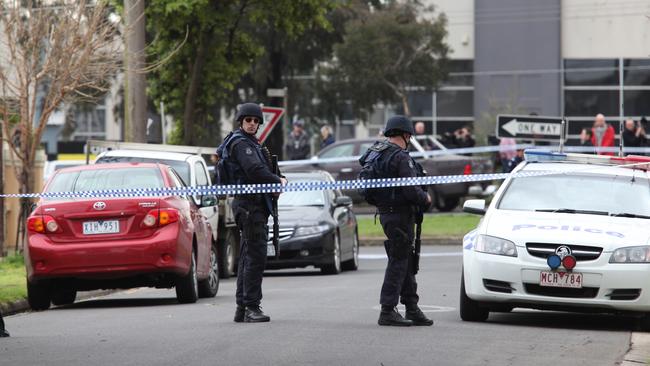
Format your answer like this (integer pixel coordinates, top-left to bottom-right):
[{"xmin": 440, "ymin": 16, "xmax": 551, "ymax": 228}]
[{"xmin": 340, "ymin": 168, "xmax": 353, "ymax": 173}]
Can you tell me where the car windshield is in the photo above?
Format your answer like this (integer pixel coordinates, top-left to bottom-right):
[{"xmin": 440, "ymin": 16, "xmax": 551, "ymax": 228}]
[
  {"xmin": 498, "ymin": 173, "xmax": 650, "ymax": 216},
  {"xmin": 96, "ymin": 156, "xmax": 191, "ymax": 184},
  {"xmin": 45, "ymin": 167, "xmax": 164, "ymax": 196},
  {"xmin": 278, "ymin": 188, "xmax": 326, "ymax": 207}
]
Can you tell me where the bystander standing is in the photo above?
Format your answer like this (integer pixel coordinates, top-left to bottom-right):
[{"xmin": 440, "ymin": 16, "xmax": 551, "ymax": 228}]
[
  {"xmin": 285, "ymin": 119, "xmax": 310, "ymax": 160},
  {"xmin": 320, "ymin": 125, "xmax": 335, "ymax": 149},
  {"xmin": 498, "ymin": 137, "xmax": 517, "ymax": 173},
  {"xmin": 591, "ymin": 113, "xmax": 615, "ymax": 156}
]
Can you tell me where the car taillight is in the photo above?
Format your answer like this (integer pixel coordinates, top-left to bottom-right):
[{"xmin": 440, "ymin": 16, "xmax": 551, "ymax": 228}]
[
  {"xmin": 159, "ymin": 209, "xmax": 179, "ymax": 226},
  {"xmin": 27, "ymin": 216, "xmax": 45, "ymax": 233},
  {"xmin": 463, "ymin": 164, "xmax": 472, "ymax": 175},
  {"xmin": 142, "ymin": 209, "xmax": 179, "ymax": 228},
  {"xmin": 28, "ymin": 215, "xmax": 61, "ymax": 233}
]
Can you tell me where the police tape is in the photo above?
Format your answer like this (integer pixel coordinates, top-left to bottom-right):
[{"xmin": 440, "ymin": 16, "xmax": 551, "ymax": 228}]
[
  {"xmin": 6, "ymin": 158, "xmax": 649, "ymax": 200},
  {"xmin": 277, "ymin": 144, "xmax": 650, "ymax": 167},
  {"xmin": 0, "ymin": 169, "xmax": 595, "ymax": 199}
]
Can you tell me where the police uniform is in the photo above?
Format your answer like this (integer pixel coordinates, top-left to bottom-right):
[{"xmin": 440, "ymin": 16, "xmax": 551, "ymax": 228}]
[
  {"xmin": 360, "ymin": 115, "xmax": 434, "ymax": 327},
  {"xmin": 216, "ymin": 103, "xmax": 282, "ymax": 323}
]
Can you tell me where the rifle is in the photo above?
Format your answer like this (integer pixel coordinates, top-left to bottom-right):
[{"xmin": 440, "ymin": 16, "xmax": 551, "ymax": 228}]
[
  {"xmin": 414, "ymin": 209, "xmax": 423, "ymax": 275},
  {"xmin": 413, "ymin": 161, "xmax": 427, "ymax": 275},
  {"xmin": 271, "ymin": 155, "xmax": 280, "ymax": 259}
]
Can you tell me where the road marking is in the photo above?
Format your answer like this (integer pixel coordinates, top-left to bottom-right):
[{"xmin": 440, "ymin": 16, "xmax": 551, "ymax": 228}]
[
  {"xmin": 360, "ymin": 252, "xmax": 461, "ymax": 260},
  {"xmin": 372, "ymin": 304, "xmax": 455, "ymax": 313}
]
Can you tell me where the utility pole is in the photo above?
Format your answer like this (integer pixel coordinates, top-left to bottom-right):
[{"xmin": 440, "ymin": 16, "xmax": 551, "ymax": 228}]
[{"xmin": 124, "ymin": 0, "xmax": 147, "ymax": 142}]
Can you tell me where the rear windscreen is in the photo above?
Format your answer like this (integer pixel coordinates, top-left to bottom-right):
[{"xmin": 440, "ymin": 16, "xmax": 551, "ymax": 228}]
[
  {"xmin": 96, "ymin": 156, "xmax": 190, "ymax": 185},
  {"xmin": 46, "ymin": 167, "xmax": 164, "ymax": 194}
]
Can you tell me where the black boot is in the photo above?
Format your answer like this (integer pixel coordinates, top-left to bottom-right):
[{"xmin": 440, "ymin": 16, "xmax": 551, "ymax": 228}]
[
  {"xmin": 0, "ymin": 329, "xmax": 8, "ymax": 338},
  {"xmin": 378, "ymin": 305, "xmax": 412, "ymax": 326},
  {"xmin": 405, "ymin": 304, "xmax": 434, "ymax": 326},
  {"xmin": 234, "ymin": 304, "xmax": 245, "ymax": 323},
  {"xmin": 244, "ymin": 305, "xmax": 270, "ymax": 323}
]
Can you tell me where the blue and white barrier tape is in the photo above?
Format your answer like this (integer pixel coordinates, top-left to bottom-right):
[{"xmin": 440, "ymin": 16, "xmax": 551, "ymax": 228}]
[
  {"xmin": 0, "ymin": 170, "xmax": 567, "ymax": 199},
  {"xmin": 278, "ymin": 144, "xmax": 650, "ymax": 167}
]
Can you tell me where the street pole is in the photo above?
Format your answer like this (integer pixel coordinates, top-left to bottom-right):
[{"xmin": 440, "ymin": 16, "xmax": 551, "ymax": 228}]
[{"xmin": 124, "ymin": 0, "xmax": 147, "ymax": 143}]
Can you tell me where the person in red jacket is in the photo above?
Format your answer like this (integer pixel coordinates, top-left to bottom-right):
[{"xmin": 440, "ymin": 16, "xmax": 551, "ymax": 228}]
[{"xmin": 591, "ymin": 113, "xmax": 615, "ymax": 156}]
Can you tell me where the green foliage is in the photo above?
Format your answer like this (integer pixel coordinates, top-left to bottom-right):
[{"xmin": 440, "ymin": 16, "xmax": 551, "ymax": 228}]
[
  {"xmin": 357, "ymin": 214, "xmax": 480, "ymax": 238},
  {"xmin": 322, "ymin": 2, "xmax": 450, "ymax": 117},
  {"xmin": 145, "ymin": 0, "xmax": 335, "ymax": 145},
  {"xmin": 0, "ymin": 255, "xmax": 26, "ymax": 304}
]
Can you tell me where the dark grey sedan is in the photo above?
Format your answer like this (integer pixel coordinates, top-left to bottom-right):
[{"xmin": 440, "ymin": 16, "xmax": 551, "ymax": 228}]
[{"xmin": 266, "ymin": 171, "xmax": 359, "ymax": 275}]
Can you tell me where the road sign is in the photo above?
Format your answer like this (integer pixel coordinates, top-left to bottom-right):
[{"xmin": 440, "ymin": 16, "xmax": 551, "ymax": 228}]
[
  {"xmin": 496, "ymin": 114, "xmax": 567, "ymax": 141},
  {"xmin": 256, "ymin": 106, "xmax": 285, "ymax": 143},
  {"xmin": 266, "ymin": 88, "xmax": 287, "ymax": 98}
]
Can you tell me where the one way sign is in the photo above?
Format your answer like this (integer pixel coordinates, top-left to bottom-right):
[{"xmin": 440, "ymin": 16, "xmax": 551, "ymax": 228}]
[{"xmin": 496, "ymin": 114, "xmax": 567, "ymax": 141}]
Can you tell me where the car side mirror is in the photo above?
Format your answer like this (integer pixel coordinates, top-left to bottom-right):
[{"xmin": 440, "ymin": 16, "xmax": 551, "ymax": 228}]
[
  {"xmin": 463, "ymin": 199, "xmax": 486, "ymax": 215},
  {"xmin": 201, "ymin": 195, "xmax": 218, "ymax": 207},
  {"xmin": 335, "ymin": 196, "xmax": 353, "ymax": 207}
]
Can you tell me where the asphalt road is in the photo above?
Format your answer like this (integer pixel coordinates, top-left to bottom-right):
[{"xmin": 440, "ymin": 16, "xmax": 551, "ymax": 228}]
[{"xmin": 0, "ymin": 246, "xmax": 633, "ymax": 366}]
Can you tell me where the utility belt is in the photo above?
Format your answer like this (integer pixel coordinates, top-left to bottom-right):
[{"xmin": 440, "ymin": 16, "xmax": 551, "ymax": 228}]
[{"xmin": 376, "ymin": 205, "xmax": 414, "ymax": 214}]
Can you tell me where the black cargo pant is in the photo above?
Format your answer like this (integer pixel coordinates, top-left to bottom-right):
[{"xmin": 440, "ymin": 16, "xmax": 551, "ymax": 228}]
[
  {"xmin": 233, "ymin": 198, "xmax": 270, "ymax": 307},
  {"xmin": 379, "ymin": 210, "xmax": 419, "ymax": 307}
]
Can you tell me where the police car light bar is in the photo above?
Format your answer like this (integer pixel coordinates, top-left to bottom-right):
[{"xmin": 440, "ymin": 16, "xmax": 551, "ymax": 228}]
[{"xmin": 524, "ymin": 150, "xmax": 650, "ymax": 170}]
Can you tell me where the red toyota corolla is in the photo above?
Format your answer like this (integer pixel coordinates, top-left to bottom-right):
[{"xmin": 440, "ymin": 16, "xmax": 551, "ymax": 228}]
[{"xmin": 25, "ymin": 162, "xmax": 219, "ymax": 310}]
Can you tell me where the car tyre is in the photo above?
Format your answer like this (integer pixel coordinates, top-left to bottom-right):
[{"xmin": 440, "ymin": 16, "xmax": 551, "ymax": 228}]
[
  {"xmin": 218, "ymin": 228, "xmax": 237, "ymax": 278},
  {"xmin": 460, "ymin": 272, "xmax": 489, "ymax": 322},
  {"xmin": 51, "ymin": 289, "xmax": 77, "ymax": 306},
  {"xmin": 198, "ymin": 243, "xmax": 220, "ymax": 298},
  {"xmin": 434, "ymin": 192, "xmax": 460, "ymax": 212},
  {"xmin": 341, "ymin": 230, "xmax": 359, "ymax": 271},
  {"xmin": 27, "ymin": 280, "xmax": 51, "ymax": 311},
  {"xmin": 321, "ymin": 233, "xmax": 342, "ymax": 275},
  {"xmin": 176, "ymin": 249, "xmax": 199, "ymax": 304}
]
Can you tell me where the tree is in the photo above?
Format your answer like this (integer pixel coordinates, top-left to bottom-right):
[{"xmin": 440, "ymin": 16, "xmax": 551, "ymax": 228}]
[
  {"xmin": 322, "ymin": 1, "xmax": 450, "ymax": 118},
  {"xmin": 146, "ymin": 0, "xmax": 332, "ymax": 147},
  {"xmin": 0, "ymin": 0, "xmax": 121, "ymax": 250}
]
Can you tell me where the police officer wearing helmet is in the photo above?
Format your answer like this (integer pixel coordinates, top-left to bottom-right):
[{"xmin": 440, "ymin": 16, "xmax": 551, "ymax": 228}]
[
  {"xmin": 358, "ymin": 115, "xmax": 433, "ymax": 326},
  {"xmin": 216, "ymin": 102, "xmax": 287, "ymax": 323}
]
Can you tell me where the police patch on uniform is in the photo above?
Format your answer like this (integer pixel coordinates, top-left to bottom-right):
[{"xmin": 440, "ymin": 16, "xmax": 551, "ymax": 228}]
[{"xmin": 245, "ymin": 147, "xmax": 253, "ymax": 155}]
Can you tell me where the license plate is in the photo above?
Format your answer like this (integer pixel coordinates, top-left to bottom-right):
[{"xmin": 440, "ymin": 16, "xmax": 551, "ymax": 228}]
[
  {"xmin": 539, "ymin": 271, "xmax": 582, "ymax": 288},
  {"xmin": 83, "ymin": 220, "xmax": 119, "ymax": 235},
  {"xmin": 267, "ymin": 244, "xmax": 276, "ymax": 257}
]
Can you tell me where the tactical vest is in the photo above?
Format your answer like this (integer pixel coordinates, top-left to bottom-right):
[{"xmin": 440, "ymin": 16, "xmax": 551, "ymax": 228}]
[
  {"xmin": 357, "ymin": 141, "xmax": 405, "ymax": 206},
  {"xmin": 216, "ymin": 130, "xmax": 269, "ymax": 186}
]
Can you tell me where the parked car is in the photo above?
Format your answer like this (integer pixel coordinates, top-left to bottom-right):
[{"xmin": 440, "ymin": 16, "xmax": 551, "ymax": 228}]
[
  {"xmin": 25, "ymin": 162, "xmax": 219, "ymax": 310},
  {"xmin": 461, "ymin": 151, "xmax": 650, "ymax": 329},
  {"xmin": 94, "ymin": 149, "xmax": 238, "ymax": 279},
  {"xmin": 266, "ymin": 171, "xmax": 359, "ymax": 275},
  {"xmin": 283, "ymin": 137, "xmax": 493, "ymax": 211}
]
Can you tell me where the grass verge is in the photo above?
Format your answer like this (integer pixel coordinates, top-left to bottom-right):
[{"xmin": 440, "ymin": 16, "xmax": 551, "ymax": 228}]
[
  {"xmin": 0, "ymin": 254, "xmax": 26, "ymax": 304},
  {"xmin": 357, "ymin": 213, "xmax": 480, "ymax": 238}
]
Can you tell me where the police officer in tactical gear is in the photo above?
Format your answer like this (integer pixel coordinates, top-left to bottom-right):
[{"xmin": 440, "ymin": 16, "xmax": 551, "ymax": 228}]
[
  {"xmin": 359, "ymin": 115, "xmax": 433, "ymax": 326},
  {"xmin": 217, "ymin": 102, "xmax": 287, "ymax": 323}
]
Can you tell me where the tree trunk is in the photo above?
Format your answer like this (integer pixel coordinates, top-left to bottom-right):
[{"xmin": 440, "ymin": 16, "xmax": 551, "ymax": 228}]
[
  {"xmin": 401, "ymin": 93, "xmax": 411, "ymax": 117},
  {"xmin": 183, "ymin": 37, "xmax": 208, "ymax": 146}
]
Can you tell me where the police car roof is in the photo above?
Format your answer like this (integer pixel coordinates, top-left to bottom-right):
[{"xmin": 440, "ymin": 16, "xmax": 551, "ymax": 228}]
[
  {"xmin": 522, "ymin": 157, "xmax": 649, "ymax": 178},
  {"xmin": 96, "ymin": 149, "xmax": 196, "ymax": 162}
]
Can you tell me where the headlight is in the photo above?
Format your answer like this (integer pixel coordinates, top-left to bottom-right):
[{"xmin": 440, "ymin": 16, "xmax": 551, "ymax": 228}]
[
  {"xmin": 609, "ymin": 246, "xmax": 650, "ymax": 263},
  {"xmin": 294, "ymin": 224, "xmax": 332, "ymax": 237},
  {"xmin": 475, "ymin": 235, "xmax": 517, "ymax": 257}
]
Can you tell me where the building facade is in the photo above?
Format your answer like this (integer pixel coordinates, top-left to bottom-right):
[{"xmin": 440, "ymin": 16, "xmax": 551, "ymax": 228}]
[{"xmin": 371, "ymin": 0, "xmax": 650, "ymax": 143}]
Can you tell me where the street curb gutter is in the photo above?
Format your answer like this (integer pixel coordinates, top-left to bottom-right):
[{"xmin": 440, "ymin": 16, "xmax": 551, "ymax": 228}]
[
  {"xmin": 1, "ymin": 289, "xmax": 116, "ymax": 316},
  {"xmin": 621, "ymin": 333, "xmax": 650, "ymax": 365}
]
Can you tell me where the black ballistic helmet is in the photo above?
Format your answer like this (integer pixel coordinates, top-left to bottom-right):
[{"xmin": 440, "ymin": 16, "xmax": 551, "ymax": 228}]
[
  {"xmin": 383, "ymin": 115, "xmax": 415, "ymax": 136},
  {"xmin": 236, "ymin": 103, "xmax": 264, "ymax": 124}
]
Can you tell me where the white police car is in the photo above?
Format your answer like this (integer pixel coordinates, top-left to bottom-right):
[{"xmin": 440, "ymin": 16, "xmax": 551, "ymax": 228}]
[{"xmin": 461, "ymin": 150, "xmax": 650, "ymax": 328}]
